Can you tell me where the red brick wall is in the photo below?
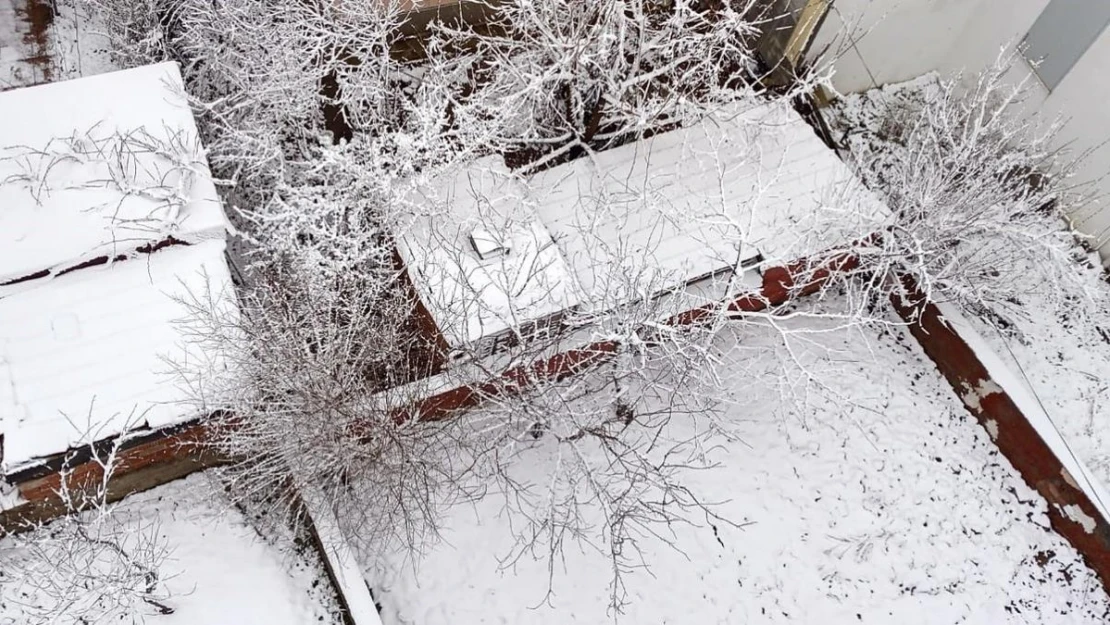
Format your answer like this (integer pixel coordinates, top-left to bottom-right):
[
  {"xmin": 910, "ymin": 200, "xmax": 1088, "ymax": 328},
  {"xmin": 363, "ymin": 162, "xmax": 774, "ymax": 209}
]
[
  {"xmin": 2, "ymin": 423, "xmax": 223, "ymax": 531},
  {"xmin": 15, "ymin": 423, "xmax": 211, "ymax": 501}
]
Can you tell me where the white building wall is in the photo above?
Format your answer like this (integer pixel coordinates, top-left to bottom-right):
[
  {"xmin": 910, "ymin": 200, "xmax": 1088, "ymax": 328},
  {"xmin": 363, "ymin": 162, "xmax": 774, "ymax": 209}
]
[
  {"xmin": 810, "ymin": 0, "xmax": 986, "ymax": 95},
  {"xmin": 810, "ymin": 0, "xmax": 1110, "ymax": 257}
]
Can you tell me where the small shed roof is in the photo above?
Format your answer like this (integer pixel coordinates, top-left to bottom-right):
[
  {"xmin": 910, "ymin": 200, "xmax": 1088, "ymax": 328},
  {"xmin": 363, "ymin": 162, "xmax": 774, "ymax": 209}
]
[
  {"xmin": 398, "ymin": 157, "xmax": 581, "ymax": 347},
  {"xmin": 401, "ymin": 102, "xmax": 889, "ymax": 349},
  {"xmin": 0, "ymin": 64, "xmax": 235, "ymax": 473},
  {"xmin": 0, "ymin": 62, "xmax": 227, "ymax": 288},
  {"xmin": 0, "ymin": 240, "xmax": 235, "ymax": 471}
]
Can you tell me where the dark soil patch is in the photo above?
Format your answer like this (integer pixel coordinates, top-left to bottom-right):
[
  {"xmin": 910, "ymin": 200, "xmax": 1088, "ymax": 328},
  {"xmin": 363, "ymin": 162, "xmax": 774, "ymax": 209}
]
[{"xmin": 18, "ymin": 0, "xmax": 56, "ymax": 82}]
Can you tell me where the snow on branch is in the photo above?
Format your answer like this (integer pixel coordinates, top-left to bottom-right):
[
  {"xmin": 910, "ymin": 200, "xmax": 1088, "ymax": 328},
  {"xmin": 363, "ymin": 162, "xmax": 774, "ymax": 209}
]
[
  {"xmin": 830, "ymin": 54, "xmax": 1099, "ymax": 318},
  {"xmin": 0, "ymin": 410, "xmax": 178, "ymax": 625}
]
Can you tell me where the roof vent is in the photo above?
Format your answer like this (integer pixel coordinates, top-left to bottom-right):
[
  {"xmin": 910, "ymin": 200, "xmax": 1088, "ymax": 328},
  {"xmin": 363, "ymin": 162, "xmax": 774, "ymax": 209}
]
[{"xmin": 470, "ymin": 228, "xmax": 509, "ymax": 260}]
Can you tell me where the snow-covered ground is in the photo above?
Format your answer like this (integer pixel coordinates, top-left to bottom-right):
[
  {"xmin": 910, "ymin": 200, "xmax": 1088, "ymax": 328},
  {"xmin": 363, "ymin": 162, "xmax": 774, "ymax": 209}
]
[
  {"xmin": 363, "ymin": 296, "xmax": 1110, "ymax": 624},
  {"xmin": 0, "ymin": 0, "xmax": 116, "ymax": 91},
  {"xmin": 961, "ymin": 254, "xmax": 1110, "ymax": 499},
  {"xmin": 828, "ymin": 72, "xmax": 1110, "ymax": 521},
  {"xmin": 0, "ymin": 473, "xmax": 342, "ymax": 624}
]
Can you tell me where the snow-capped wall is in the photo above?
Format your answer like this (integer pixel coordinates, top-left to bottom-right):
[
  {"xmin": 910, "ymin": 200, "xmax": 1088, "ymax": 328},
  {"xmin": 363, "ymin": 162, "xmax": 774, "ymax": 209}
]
[{"xmin": 893, "ymin": 283, "xmax": 1110, "ymax": 592}]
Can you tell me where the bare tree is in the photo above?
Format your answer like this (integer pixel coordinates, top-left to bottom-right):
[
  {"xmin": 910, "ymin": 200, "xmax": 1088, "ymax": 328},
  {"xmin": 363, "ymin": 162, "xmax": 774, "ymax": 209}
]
[
  {"xmin": 0, "ymin": 415, "xmax": 177, "ymax": 625},
  {"xmin": 830, "ymin": 54, "xmax": 1099, "ymax": 318},
  {"xmin": 427, "ymin": 0, "xmax": 818, "ymax": 169},
  {"xmin": 86, "ymin": 0, "xmax": 425, "ymax": 204},
  {"xmin": 171, "ymin": 229, "xmax": 475, "ymax": 558},
  {"xmin": 78, "ymin": 0, "xmax": 896, "ymax": 615},
  {"xmin": 388, "ymin": 108, "xmax": 891, "ymax": 608}
]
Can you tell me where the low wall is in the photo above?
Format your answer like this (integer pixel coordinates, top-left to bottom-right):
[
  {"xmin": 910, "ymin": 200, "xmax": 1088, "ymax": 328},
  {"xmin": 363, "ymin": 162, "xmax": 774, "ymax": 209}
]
[
  {"xmin": 892, "ymin": 285, "xmax": 1110, "ymax": 592},
  {"xmin": 1, "ymin": 423, "xmax": 225, "ymax": 531}
]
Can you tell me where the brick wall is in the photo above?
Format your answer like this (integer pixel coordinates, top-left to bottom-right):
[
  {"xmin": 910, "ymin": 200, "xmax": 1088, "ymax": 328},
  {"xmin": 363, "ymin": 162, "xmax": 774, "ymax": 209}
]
[{"xmin": 1, "ymin": 423, "xmax": 225, "ymax": 531}]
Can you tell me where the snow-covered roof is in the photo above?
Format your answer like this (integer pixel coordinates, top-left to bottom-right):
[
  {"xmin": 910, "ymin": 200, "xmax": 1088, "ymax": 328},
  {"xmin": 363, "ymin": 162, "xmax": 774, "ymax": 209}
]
[
  {"xmin": 0, "ymin": 63, "xmax": 235, "ymax": 473},
  {"xmin": 398, "ymin": 157, "xmax": 582, "ymax": 347},
  {"xmin": 0, "ymin": 62, "xmax": 226, "ymax": 289},
  {"xmin": 400, "ymin": 102, "xmax": 889, "ymax": 348},
  {"xmin": 530, "ymin": 103, "xmax": 888, "ymax": 296},
  {"xmin": 0, "ymin": 240, "xmax": 235, "ymax": 472}
]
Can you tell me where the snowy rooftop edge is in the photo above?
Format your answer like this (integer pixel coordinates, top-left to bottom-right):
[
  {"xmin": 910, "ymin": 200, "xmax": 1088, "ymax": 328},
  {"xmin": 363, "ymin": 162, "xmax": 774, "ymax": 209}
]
[
  {"xmin": 0, "ymin": 61, "xmax": 227, "ymax": 288},
  {"xmin": 0, "ymin": 239, "xmax": 238, "ymax": 473}
]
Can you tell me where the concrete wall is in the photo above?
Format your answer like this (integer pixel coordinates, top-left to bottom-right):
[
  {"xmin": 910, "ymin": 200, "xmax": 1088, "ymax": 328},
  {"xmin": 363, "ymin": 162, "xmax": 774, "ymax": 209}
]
[
  {"xmin": 810, "ymin": 0, "xmax": 986, "ymax": 94},
  {"xmin": 810, "ymin": 0, "xmax": 1110, "ymax": 258},
  {"xmin": 943, "ymin": 0, "xmax": 1110, "ymax": 250}
]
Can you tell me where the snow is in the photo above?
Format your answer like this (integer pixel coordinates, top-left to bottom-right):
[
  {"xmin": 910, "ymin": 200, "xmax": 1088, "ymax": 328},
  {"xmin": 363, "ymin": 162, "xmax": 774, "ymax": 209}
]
[
  {"xmin": 0, "ymin": 0, "xmax": 117, "ymax": 91},
  {"xmin": 955, "ymin": 262, "xmax": 1110, "ymax": 514},
  {"xmin": 935, "ymin": 301, "xmax": 1110, "ymax": 521},
  {"xmin": 0, "ymin": 472, "xmax": 342, "ymax": 624},
  {"xmin": 399, "ymin": 157, "xmax": 581, "ymax": 347},
  {"xmin": 0, "ymin": 239, "xmax": 236, "ymax": 472},
  {"xmin": 363, "ymin": 296, "xmax": 1110, "ymax": 624},
  {"xmin": 0, "ymin": 479, "xmax": 25, "ymax": 511},
  {"xmin": 301, "ymin": 485, "xmax": 385, "ymax": 625},
  {"xmin": 402, "ymin": 103, "xmax": 889, "ymax": 348},
  {"xmin": 44, "ymin": 0, "xmax": 119, "ymax": 81},
  {"xmin": 0, "ymin": 61, "xmax": 226, "ymax": 287}
]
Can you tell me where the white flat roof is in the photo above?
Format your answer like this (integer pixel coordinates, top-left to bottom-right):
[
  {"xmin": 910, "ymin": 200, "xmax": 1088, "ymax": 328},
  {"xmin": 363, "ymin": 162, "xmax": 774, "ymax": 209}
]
[
  {"xmin": 0, "ymin": 63, "xmax": 235, "ymax": 473},
  {"xmin": 399, "ymin": 158, "xmax": 581, "ymax": 347},
  {"xmin": 0, "ymin": 62, "xmax": 227, "ymax": 288},
  {"xmin": 401, "ymin": 102, "xmax": 889, "ymax": 347},
  {"xmin": 0, "ymin": 240, "xmax": 235, "ymax": 472},
  {"xmin": 530, "ymin": 102, "xmax": 888, "ymax": 296}
]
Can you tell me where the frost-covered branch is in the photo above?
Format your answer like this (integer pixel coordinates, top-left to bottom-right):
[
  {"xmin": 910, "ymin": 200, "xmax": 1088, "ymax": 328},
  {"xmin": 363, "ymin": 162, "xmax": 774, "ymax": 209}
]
[
  {"xmin": 0, "ymin": 412, "xmax": 177, "ymax": 625},
  {"xmin": 830, "ymin": 55, "xmax": 1097, "ymax": 318},
  {"xmin": 427, "ymin": 0, "xmax": 818, "ymax": 165}
]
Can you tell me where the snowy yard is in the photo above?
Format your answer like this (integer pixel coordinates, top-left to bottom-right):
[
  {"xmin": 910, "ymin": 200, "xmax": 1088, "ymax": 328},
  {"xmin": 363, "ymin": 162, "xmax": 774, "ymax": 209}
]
[
  {"xmin": 0, "ymin": 473, "xmax": 342, "ymax": 624},
  {"xmin": 363, "ymin": 296, "xmax": 1110, "ymax": 624},
  {"xmin": 4, "ymin": 3, "xmax": 1110, "ymax": 625},
  {"xmin": 964, "ymin": 255, "xmax": 1110, "ymax": 506}
]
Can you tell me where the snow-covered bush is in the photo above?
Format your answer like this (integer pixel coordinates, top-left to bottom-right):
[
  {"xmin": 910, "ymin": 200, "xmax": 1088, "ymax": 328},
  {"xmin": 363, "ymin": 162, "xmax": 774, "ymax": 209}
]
[
  {"xmin": 431, "ymin": 0, "xmax": 810, "ymax": 168},
  {"xmin": 87, "ymin": 0, "xmax": 426, "ymax": 203},
  {"xmin": 831, "ymin": 57, "xmax": 1096, "ymax": 316}
]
